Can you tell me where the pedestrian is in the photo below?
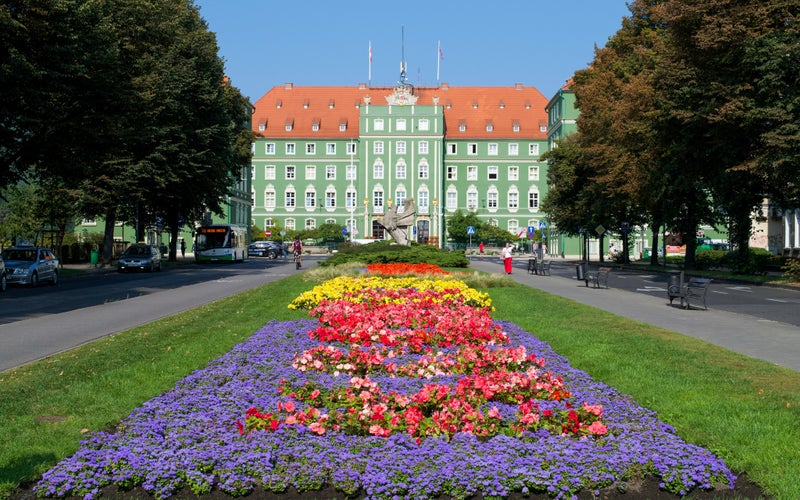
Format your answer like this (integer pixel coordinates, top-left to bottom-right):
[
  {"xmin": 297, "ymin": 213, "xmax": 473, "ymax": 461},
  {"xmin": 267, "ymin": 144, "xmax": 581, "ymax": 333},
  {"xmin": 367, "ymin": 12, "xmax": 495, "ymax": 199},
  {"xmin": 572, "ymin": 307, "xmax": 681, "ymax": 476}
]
[
  {"xmin": 501, "ymin": 242, "xmax": 513, "ymax": 275},
  {"xmin": 180, "ymin": 239, "xmax": 186, "ymax": 258},
  {"xmin": 292, "ymin": 236, "xmax": 303, "ymax": 269},
  {"xmin": 479, "ymin": 242, "xmax": 484, "ymax": 255},
  {"xmin": 608, "ymin": 243, "xmax": 616, "ymax": 260}
]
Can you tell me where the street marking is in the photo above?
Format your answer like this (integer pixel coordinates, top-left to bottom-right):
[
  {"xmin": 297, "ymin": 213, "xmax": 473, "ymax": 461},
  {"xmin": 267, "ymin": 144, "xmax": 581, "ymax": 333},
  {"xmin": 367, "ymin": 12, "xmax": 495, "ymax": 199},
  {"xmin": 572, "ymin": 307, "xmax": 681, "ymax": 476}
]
[
  {"xmin": 637, "ymin": 286, "xmax": 666, "ymax": 293},
  {"xmin": 712, "ymin": 290, "xmax": 728, "ymax": 295},
  {"xmin": 767, "ymin": 298, "xmax": 789, "ymax": 303},
  {"xmin": 726, "ymin": 286, "xmax": 752, "ymax": 292}
]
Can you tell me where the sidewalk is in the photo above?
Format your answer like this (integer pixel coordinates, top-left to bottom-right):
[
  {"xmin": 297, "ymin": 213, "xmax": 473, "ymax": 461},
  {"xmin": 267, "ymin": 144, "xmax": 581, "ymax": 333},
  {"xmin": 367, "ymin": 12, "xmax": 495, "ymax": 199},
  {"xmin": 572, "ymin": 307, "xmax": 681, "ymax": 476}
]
[{"xmin": 469, "ymin": 257, "xmax": 800, "ymax": 373}]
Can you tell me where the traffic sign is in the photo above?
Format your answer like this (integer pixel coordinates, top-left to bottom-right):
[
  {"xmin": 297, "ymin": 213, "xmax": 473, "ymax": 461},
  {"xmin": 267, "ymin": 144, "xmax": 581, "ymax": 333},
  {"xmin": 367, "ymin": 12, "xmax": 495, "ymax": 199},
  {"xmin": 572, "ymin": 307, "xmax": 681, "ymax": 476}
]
[
  {"xmin": 265, "ymin": 229, "xmax": 271, "ymax": 237},
  {"xmin": 527, "ymin": 225, "xmax": 536, "ymax": 234},
  {"xmin": 539, "ymin": 221, "xmax": 547, "ymax": 229},
  {"xmin": 596, "ymin": 225, "xmax": 606, "ymax": 236},
  {"xmin": 467, "ymin": 226, "xmax": 475, "ymax": 235},
  {"xmin": 341, "ymin": 227, "xmax": 348, "ymax": 236}
]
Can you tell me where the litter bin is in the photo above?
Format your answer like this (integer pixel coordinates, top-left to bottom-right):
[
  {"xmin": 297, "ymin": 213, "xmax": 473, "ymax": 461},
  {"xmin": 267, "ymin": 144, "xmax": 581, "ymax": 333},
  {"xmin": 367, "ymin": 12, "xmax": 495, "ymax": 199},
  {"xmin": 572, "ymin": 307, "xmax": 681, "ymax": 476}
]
[
  {"xmin": 90, "ymin": 247, "xmax": 99, "ymax": 265},
  {"xmin": 575, "ymin": 262, "xmax": 587, "ymax": 281},
  {"xmin": 643, "ymin": 248, "xmax": 650, "ymax": 259}
]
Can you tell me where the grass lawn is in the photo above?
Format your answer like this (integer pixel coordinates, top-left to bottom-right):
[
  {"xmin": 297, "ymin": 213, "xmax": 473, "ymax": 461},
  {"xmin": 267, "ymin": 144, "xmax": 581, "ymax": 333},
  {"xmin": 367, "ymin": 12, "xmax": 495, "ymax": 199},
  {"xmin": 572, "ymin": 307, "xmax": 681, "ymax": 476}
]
[{"xmin": 0, "ymin": 270, "xmax": 797, "ymax": 498}]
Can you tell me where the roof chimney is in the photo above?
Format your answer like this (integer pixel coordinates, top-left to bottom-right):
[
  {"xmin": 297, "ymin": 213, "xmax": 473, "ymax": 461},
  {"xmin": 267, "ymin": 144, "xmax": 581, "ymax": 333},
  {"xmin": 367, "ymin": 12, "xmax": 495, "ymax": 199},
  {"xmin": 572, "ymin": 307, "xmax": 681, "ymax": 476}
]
[{"xmin": 284, "ymin": 82, "xmax": 293, "ymax": 90}]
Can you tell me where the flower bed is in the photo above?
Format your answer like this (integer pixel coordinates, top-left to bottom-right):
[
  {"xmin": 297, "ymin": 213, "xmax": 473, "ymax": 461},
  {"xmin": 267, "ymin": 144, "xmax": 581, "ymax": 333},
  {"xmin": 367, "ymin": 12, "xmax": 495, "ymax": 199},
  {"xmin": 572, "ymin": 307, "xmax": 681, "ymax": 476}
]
[{"xmin": 35, "ymin": 276, "xmax": 736, "ymax": 499}]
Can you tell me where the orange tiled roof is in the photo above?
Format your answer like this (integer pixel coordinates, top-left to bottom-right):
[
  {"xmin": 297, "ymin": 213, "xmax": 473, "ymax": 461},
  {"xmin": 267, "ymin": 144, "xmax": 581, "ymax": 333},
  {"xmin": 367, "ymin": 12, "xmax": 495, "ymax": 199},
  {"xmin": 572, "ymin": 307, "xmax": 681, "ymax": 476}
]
[{"xmin": 251, "ymin": 82, "xmax": 549, "ymax": 140}]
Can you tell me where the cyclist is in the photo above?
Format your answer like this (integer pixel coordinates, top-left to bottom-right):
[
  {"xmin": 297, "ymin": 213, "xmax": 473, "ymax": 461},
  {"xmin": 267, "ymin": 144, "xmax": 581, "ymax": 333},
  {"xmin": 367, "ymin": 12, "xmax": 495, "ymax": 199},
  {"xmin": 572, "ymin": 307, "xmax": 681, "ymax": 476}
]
[{"xmin": 292, "ymin": 236, "xmax": 303, "ymax": 269}]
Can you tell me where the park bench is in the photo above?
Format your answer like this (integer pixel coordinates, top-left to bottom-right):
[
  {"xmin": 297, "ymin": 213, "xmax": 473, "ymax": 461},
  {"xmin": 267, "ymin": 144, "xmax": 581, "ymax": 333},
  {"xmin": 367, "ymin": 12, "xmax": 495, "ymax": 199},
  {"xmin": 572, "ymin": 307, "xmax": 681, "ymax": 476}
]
[
  {"xmin": 585, "ymin": 267, "xmax": 611, "ymax": 288},
  {"xmin": 537, "ymin": 260, "xmax": 551, "ymax": 276},
  {"xmin": 668, "ymin": 276, "xmax": 712, "ymax": 310}
]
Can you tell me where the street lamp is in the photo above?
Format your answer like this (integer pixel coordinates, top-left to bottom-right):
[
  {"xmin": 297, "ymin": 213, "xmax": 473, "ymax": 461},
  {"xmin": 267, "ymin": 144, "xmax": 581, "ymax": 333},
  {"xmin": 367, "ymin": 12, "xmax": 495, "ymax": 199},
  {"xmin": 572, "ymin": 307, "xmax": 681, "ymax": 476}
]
[
  {"xmin": 432, "ymin": 198, "xmax": 439, "ymax": 248},
  {"xmin": 348, "ymin": 139, "xmax": 355, "ymax": 242},
  {"xmin": 363, "ymin": 197, "xmax": 370, "ymax": 239}
]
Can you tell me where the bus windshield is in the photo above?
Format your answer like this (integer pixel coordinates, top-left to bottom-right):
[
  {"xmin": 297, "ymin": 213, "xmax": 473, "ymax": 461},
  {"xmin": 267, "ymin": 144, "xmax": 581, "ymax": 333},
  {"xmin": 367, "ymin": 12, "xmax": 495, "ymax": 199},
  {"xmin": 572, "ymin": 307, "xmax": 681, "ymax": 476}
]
[{"xmin": 196, "ymin": 228, "xmax": 230, "ymax": 251}]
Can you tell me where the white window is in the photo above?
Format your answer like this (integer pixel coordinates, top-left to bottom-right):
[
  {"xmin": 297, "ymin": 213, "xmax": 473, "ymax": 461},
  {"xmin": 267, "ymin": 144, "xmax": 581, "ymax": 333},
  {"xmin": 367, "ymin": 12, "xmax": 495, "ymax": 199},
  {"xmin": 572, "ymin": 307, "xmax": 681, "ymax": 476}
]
[
  {"xmin": 528, "ymin": 165, "xmax": 540, "ymax": 181},
  {"xmin": 528, "ymin": 190, "xmax": 540, "ymax": 209},
  {"xmin": 468, "ymin": 143, "xmax": 478, "ymax": 155},
  {"xmin": 418, "ymin": 160, "xmax": 429, "ymax": 179},
  {"xmin": 486, "ymin": 123, "xmax": 494, "ymax": 132},
  {"xmin": 512, "ymin": 123, "xmax": 520, "ymax": 132},
  {"xmin": 396, "ymin": 162, "xmax": 406, "ymax": 179},
  {"xmin": 374, "ymin": 141, "xmax": 384, "ymax": 154},
  {"xmin": 346, "ymin": 190, "xmax": 357, "ymax": 210},
  {"xmin": 326, "ymin": 165, "xmax": 336, "ymax": 180},
  {"xmin": 305, "ymin": 165, "xmax": 316, "ymax": 180},
  {"xmin": 346, "ymin": 142, "xmax": 356, "ymax": 154},
  {"xmin": 395, "ymin": 188, "xmax": 406, "ymax": 207},
  {"xmin": 488, "ymin": 143, "xmax": 498, "ymax": 156},
  {"xmin": 285, "ymin": 165, "xmax": 296, "ymax": 180},
  {"xmin": 285, "ymin": 190, "xmax": 296, "ymax": 208},
  {"xmin": 326, "ymin": 190, "xmax": 336, "ymax": 208},
  {"xmin": 508, "ymin": 166, "xmax": 519, "ymax": 181},
  {"xmin": 305, "ymin": 218, "xmax": 316, "ymax": 230},
  {"xmin": 508, "ymin": 219, "xmax": 519, "ymax": 235},
  {"xmin": 396, "ymin": 119, "xmax": 407, "ymax": 131},
  {"xmin": 446, "ymin": 189, "xmax": 458, "ymax": 210},
  {"xmin": 447, "ymin": 143, "xmax": 457, "ymax": 155},
  {"xmin": 286, "ymin": 143, "xmax": 295, "ymax": 155},
  {"xmin": 418, "ymin": 190, "xmax": 429, "ymax": 213},
  {"xmin": 508, "ymin": 191, "xmax": 519, "ymax": 210},
  {"xmin": 447, "ymin": 165, "xmax": 457, "ymax": 180},
  {"xmin": 373, "ymin": 190, "xmax": 384, "ymax": 211},
  {"xmin": 265, "ymin": 165, "xmax": 276, "ymax": 180},
  {"xmin": 418, "ymin": 119, "xmax": 430, "ymax": 131},
  {"xmin": 467, "ymin": 191, "xmax": 478, "ymax": 211},
  {"xmin": 374, "ymin": 118, "xmax": 384, "ymax": 131},
  {"xmin": 306, "ymin": 143, "xmax": 315, "ymax": 154},
  {"xmin": 326, "ymin": 143, "xmax": 336, "ymax": 154},
  {"xmin": 396, "ymin": 141, "xmax": 406, "ymax": 154},
  {"xmin": 339, "ymin": 123, "xmax": 347, "ymax": 132},
  {"xmin": 285, "ymin": 218, "xmax": 296, "ymax": 230},
  {"xmin": 265, "ymin": 143, "xmax": 275, "ymax": 154},
  {"xmin": 488, "ymin": 166, "xmax": 498, "ymax": 180},
  {"xmin": 264, "ymin": 218, "xmax": 275, "ymax": 228},
  {"xmin": 508, "ymin": 143, "xmax": 519, "ymax": 156},
  {"xmin": 418, "ymin": 141, "xmax": 428, "ymax": 154},
  {"xmin": 467, "ymin": 166, "xmax": 478, "ymax": 181},
  {"xmin": 311, "ymin": 123, "xmax": 319, "ymax": 132},
  {"xmin": 373, "ymin": 160, "xmax": 384, "ymax": 179},
  {"xmin": 264, "ymin": 190, "xmax": 276, "ymax": 209},
  {"xmin": 487, "ymin": 191, "xmax": 498, "ymax": 209},
  {"xmin": 529, "ymin": 143, "xmax": 540, "ymax": 156},
  {"xmin": 459, "ymin": 122, "xmax": 466, "ymax": 132},
  {"xmin": 346, "ymin": 164, "xmax": 356, "ymax": 180},
  {"xmin": 305, "ymin": 191, "xmax": 317, "ymax": 209}
]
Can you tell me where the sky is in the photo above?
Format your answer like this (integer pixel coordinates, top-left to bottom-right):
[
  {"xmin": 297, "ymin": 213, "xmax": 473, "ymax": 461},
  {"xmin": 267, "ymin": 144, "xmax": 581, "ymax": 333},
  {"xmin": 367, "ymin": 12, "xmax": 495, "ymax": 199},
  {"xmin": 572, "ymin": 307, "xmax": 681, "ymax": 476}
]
[{"xmin": 194, "ymin": 0, "xmax": 632, "ymax": 103}]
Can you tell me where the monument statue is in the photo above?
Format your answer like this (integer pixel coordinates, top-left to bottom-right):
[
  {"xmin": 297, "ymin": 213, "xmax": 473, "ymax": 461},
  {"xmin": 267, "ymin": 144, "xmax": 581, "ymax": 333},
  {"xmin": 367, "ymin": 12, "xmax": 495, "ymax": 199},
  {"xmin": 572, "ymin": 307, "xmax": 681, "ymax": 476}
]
[{"xmin": 378, "ymin": 198, "xmax": 416, "ymax": 246}]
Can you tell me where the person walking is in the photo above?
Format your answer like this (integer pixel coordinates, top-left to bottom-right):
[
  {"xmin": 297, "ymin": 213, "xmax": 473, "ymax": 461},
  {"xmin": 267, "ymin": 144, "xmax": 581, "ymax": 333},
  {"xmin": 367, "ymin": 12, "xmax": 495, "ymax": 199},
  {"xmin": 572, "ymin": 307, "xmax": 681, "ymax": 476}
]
[
  {"xmin": 479, "ymin": 241, "xmax": 484, "ymax": 255},
  {"xmin": 501, "ymin": 242, "xmax": 513, "ymax": 274},
  {"xmin": 180, "ymin": 239, "xmax": 186, "ymax": 258},
  {"xmin": 292, "ymin": 236, "xmax": 303, "ymax": 269}
]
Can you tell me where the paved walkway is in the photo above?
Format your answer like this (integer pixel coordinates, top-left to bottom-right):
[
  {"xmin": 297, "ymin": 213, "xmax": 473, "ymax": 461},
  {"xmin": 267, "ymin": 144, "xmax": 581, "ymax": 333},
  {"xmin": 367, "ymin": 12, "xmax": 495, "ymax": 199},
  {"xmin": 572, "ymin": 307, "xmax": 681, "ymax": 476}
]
[{"xmin": 469, "ymin": 257, "xmax": 800, "ymax": 373}]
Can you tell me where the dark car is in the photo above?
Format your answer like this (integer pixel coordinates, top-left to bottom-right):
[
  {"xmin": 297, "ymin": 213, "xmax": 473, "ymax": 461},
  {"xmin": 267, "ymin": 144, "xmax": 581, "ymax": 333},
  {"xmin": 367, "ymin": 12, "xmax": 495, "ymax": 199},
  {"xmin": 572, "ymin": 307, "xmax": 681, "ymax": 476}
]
[
  {"xmin": 248, "ymin": 241, "xmax": 284, "ymax": 259},
  {"xmin": 118, "ymin": 244, "xmax": 162, "ymax": 272},
  {"xmin": 1, "ymin": 246, "xmax": 60, "ymax": 286},
  {"xmin": 0, "ymin": 254, "xmax": 6, "ymax": 292}
]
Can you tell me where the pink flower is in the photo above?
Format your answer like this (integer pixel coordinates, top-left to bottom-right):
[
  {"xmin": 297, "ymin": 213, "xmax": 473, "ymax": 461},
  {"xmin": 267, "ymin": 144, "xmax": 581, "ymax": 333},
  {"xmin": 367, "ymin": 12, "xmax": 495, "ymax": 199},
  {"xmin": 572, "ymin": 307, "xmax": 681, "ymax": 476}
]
[{"xmin": 587, "ymin": 421, "xmax": 608, "ymax": 435}]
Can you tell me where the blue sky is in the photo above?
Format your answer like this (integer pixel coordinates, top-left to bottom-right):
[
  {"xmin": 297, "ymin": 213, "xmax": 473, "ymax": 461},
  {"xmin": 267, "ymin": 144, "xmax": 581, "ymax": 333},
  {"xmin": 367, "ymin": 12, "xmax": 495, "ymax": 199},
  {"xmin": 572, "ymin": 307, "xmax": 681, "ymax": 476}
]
[{"xmin": 195, "ymin": 0, "xmax": 632, "ymax": 103}]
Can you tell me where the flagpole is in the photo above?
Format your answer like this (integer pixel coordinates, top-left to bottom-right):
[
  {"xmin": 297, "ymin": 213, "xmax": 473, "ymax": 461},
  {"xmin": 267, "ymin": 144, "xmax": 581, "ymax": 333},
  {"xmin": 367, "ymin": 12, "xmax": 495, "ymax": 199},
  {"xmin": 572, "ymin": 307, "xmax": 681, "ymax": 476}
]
[
  {"xmin": 436, "ymin": 41, "xmax": 440, "ymax": 83},
  {"xmin": 368, "ymin": 41, "xmax": 372, "ymax": 85}
]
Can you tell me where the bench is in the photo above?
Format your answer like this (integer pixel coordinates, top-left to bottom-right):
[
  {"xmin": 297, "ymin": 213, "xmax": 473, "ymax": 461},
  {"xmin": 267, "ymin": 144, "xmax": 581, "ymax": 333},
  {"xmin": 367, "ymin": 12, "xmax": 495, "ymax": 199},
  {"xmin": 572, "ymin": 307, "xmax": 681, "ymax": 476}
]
[
  {"xmin": 669, "ymin": 277, "xmax": 712, "ymax": 310},
  {"xmin": 537, "ymin": 260, "xmax": 551, "ymax": 276},
  {"xmin": 585, "ymin": 267, "xmax": 611, "ymax": 288}
]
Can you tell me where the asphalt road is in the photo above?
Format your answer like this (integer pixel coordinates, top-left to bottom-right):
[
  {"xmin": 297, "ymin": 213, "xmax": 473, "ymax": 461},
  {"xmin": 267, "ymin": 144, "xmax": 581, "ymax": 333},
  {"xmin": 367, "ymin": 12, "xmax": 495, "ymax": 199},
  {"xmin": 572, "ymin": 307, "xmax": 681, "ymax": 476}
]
[{"xmin": 0, "ymin": 256, "xmax": 313, "ymax": 373}]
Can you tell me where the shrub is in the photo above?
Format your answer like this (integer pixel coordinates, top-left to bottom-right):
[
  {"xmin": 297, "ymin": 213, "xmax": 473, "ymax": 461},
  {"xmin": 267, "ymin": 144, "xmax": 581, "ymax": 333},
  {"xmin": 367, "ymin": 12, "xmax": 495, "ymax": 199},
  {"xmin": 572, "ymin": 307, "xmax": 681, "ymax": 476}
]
[
  {"xmin": 782, "ymin": 258, "xmax": 800, "ymax": 282},
  {"xmin": 319, "ymin": 241, "xmax": 470, "ymax": 268}
]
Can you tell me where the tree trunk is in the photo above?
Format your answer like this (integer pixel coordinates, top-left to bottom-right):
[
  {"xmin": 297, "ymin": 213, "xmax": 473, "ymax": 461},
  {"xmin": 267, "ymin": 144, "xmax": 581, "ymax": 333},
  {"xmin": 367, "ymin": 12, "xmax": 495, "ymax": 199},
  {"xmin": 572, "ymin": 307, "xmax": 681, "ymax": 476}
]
[
  {"xmin": 649, "ymin": 222, "xmax": 660, "ymax": 266},
  {"xmin": 102, "ymin": 209, "xmax": 117, "ymax": 264}
]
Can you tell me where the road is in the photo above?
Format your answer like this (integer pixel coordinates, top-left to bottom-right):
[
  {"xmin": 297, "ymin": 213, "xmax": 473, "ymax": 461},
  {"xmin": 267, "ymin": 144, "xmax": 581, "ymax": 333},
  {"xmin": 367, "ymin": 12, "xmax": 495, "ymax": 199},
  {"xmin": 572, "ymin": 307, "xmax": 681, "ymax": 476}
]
[{"xmin": 0, "ymin": 256, "xmax": 311, "ymax": 373}]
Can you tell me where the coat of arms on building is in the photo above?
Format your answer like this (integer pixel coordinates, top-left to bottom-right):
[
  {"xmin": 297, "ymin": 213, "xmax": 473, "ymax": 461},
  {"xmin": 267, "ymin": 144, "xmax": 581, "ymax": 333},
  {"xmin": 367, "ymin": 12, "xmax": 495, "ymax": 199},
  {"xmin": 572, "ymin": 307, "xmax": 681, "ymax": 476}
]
[{"xmin": 385, "ymin": 84, "xmax": 418, "ymax": 106}]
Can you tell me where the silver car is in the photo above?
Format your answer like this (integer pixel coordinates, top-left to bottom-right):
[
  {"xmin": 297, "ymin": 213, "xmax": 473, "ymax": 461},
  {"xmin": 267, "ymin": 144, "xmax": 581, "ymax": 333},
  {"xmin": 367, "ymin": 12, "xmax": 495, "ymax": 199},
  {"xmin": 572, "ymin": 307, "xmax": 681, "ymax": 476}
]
[
  {"xmin": 118, "ymin": 244, "xmax": 162, "ymax": 272},
  {"xmin": 1, "ymin": 247, "xmax": 60, "ymax": 286}
]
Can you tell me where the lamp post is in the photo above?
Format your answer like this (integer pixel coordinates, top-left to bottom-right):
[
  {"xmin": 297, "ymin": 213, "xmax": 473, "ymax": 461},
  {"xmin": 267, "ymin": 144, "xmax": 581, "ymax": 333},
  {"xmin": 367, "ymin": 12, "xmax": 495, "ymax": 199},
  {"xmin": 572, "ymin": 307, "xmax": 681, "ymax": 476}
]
[
  {"xmin": 348, "ymin": 139, "xmax": 355, "ymax": 242},
  {"xmin": 363, "ymin": 197, "xmax": 370, "ymax": 239},
  {"xmin": 432, "ymin": 198, "xmax": 438, "ymax": 247}
]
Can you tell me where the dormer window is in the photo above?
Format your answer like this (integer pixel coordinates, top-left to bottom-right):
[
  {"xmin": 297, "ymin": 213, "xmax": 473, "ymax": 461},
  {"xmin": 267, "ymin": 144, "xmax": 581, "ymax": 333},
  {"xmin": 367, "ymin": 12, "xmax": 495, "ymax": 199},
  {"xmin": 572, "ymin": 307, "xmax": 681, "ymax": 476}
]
[
  {"xmin": 303, "ymin": 99, "xmax": 310, "ymax": 109},
  {"xmin": 276, "ymin": 99, "xmax": 282, "ymax": 109},
  {"xmin": 486, "ymin": 121, "xmax": 494, "ymax": 133},
  {"xmin": 285, "ymin": 119, "xmax": 293, "ymax": 132},
  {"xmin": 499, "ymin": 101, "xmax": 505, "ymax": 109},
  {"xmin": 328, "ymin": 100, "xmax": 335, "ymax": 109},
  {"xmin": 258, "ymin": 119, "xmax": 266, "ymax": 132},
  {"xmin": 472, "ymin": 102, "xmax": 478, "ymax": 109},
  {"xmin": 512, "ymin": 120, "xmax": 520, "ymax": 132},
  {"xmin": 459, "ymin": 120, "xmax": 466, "ymax": 132}
]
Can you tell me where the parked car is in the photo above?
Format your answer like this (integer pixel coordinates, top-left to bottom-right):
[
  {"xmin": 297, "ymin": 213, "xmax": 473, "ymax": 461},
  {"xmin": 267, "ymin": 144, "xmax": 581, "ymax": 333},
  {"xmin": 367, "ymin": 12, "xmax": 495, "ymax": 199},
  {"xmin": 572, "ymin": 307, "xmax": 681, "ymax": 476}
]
[
  {"xmin": 0, "ymin": 254, "xmax": 6, "ymax": 292},
  {"xmin": 248, "ymin": 241, "xmax": 284, "ymax": 259},
  {"xmin": 117, "ymin": 244, "xmax": 162, "ymax": 272},
  {"xmin": 1, "ymin": 246, "xmax": 60, "ymax": 286}
]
